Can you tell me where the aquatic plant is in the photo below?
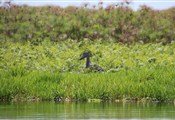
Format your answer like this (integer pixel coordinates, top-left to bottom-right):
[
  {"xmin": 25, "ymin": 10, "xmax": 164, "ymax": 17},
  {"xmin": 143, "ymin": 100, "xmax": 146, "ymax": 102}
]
[{"xmin": 0, "ymin": 41, "xmax": 175, "ymax": 102}]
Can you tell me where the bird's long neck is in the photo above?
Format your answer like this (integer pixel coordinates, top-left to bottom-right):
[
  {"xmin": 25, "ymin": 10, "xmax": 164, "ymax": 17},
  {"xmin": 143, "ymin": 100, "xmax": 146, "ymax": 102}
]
[{"xmin": 86, "ymin": 57, "xmax": 91, "ymax": 68}]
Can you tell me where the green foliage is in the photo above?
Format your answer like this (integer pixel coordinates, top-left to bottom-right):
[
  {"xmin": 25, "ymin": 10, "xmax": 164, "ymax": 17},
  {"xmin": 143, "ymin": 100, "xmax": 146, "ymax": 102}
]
[
  {"xmin": 0, "ymin": 5, "xmax": 175, "ymax": 43},
  {"xmin": 1, "ymin": 66, "xmax": 175, "ymax": 102},
  {"xmin": 1, "ymin": 41, "xmax": 175, "ymax": 73},
  {"xmin": 1, "ymin": 42, "xmax": 175, "ymax": 102},
  {"xmin": 1, "ymin": 4, "xmax": 175, "ymax": 102}
]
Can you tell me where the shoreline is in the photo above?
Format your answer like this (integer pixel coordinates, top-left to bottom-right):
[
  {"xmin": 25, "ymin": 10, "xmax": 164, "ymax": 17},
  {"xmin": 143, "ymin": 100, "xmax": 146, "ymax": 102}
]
[{"xmin": 1, "ymin": 96, "xmax": 175, "ymax": 104}]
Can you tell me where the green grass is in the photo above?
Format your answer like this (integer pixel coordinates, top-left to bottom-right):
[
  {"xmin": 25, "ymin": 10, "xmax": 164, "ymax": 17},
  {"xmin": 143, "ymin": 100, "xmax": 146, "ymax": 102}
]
[
  {"xmin": 1, "ymin": 5, "xmax": 175, "ymax": 102},
  {"xmin": 0, "ymin": 66, "xmax": 175, "ymax": 102},
  {"xmin": 0, "ymin": 41, "xmax": 175, "ymax": 102}
]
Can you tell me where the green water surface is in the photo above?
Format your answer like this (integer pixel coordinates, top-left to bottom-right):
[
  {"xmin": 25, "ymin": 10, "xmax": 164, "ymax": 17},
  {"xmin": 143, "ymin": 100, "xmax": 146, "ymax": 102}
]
[{"xmin": 0, "ymin": 102, "xmax": 175, "ymax": 119}]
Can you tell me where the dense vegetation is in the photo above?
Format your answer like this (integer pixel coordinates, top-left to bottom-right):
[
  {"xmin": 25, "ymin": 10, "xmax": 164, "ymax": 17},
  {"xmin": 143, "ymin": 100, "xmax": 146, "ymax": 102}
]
[
  {"xmin": 0, "ymin": 4, "xmax": 175, "ymax": 44},
  {"xmin": 1, "ymin": 42, "xmax": 175, "ymax": 102},
  {"xmin": 1, "ymin": 4, "xmax": 175, "ymax": 102}
]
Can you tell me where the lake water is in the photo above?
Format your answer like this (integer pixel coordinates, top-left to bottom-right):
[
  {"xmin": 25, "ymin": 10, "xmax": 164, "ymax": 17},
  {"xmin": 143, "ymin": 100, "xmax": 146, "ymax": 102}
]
[{"xmin": 0, "ymin": 102, "xmax": 175, "ymax": 120}]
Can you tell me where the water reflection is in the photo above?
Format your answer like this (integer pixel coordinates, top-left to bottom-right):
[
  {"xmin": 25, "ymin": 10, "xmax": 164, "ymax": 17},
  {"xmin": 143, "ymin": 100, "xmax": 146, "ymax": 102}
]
[{"xmin": 0, "ymin": 102, "xmax": 175, "ymax": 119}]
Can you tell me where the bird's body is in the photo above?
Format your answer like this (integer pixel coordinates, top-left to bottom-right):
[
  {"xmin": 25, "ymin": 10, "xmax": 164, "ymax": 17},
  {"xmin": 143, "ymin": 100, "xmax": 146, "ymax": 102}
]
[{"xmin": 89, "ymin": 64, "xmax": 104, "ymax": 72}]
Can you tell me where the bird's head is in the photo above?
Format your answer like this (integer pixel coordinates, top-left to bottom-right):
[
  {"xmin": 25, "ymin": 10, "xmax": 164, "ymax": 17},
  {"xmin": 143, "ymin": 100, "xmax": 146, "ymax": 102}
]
[{"xmin": 79, "ymin": 50, "xmax": 92, "ymax": 60}]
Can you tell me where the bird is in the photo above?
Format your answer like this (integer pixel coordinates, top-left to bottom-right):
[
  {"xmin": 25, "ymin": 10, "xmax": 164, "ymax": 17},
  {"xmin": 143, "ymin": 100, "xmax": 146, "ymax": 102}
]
[{"xmin": 79, "ymin": 50, "xmax": 104, "ymax": 72}]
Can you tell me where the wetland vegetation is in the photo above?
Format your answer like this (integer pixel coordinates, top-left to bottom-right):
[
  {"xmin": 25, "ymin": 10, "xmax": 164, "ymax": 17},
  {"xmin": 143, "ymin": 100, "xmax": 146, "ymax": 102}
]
[
  {"xmin": 0, "ymin": 3, "xmax": 175, "ymax": 102},
  {"xmin": 1, "ymin": 42, "xmax": 175, "ymax": 102}
]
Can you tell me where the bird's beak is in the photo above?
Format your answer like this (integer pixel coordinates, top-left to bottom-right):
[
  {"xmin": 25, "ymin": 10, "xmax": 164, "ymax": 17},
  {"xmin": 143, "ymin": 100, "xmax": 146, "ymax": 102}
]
[{"xmin": 79, "ymin": 56, "xmax": 83, "ymax": 60}]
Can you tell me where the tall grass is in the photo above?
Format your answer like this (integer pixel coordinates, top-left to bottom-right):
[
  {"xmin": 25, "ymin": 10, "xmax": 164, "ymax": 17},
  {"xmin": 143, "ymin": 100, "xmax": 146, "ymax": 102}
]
[
  {"xmin": 1, "ymin": 4, "xmax": 175, "ymax": 102},
  {"xmin": 1, "ymin": 42, "xmax": 175, "ymax": 102},
  {"xmin": 0, "ymin": 65, "xmax": 175, "ymax": 102}
]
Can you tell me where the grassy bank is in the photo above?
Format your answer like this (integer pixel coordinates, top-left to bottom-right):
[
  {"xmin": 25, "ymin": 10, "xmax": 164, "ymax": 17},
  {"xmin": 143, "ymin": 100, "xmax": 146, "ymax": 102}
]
[
  {"xmin": 1, "ymin": 66, "xmax": 175, "ymax": 102},
  {"xmin": 1, "ymin": 42, "xmax": 175, "ymax": 102}
]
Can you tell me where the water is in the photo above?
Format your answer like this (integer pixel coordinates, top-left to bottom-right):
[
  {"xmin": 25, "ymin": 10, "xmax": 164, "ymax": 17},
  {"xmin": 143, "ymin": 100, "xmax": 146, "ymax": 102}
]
[{"xmin": 0, "ymin": 102, "xmax": 175, "ymax": 120}]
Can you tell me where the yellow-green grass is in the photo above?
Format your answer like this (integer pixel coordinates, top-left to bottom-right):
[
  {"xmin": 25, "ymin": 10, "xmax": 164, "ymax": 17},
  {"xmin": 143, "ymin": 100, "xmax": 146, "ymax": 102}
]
[
  {"xmin": 0, "ymin": 66, "xmax": 175, "ymax": 102},
  {"xmin": 0, "ymin": 41, "xmax": 175, "ymax": 102}
]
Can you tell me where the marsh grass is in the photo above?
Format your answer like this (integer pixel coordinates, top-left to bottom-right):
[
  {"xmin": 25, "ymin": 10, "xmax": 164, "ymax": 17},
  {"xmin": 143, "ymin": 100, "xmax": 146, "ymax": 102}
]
[
  {"xmin": 1, "ymin": 5, "xmax": 175, "ymax": 102},
  {"xmin": 0, "ymin": 65, "xmax": 175, "ymax": 102},
  {"xmin": 1, "ymin": 42, "xmax": 175, "ymax": 102}
]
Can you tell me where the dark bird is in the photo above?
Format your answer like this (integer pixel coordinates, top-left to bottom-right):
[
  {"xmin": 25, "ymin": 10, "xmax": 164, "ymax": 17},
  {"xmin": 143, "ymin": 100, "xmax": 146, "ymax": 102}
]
[{"xmin": 79, "ymin": 50, "xmax": 104, "ymax": 72}]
